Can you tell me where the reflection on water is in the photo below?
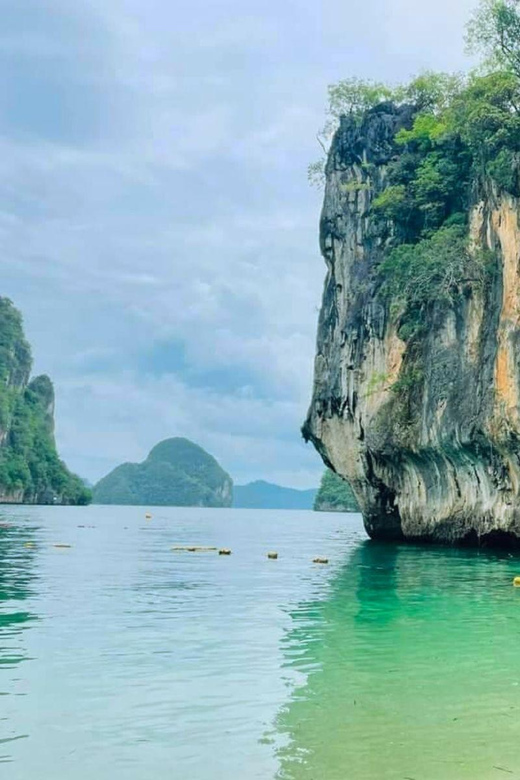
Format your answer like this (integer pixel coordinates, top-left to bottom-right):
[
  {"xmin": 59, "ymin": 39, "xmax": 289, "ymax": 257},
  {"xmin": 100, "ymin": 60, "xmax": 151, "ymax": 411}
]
[
  {"xmin": 0, "ymin": 514, "xmax": 40, "ymax": 762},
  {"xmin": 275, "ymin": 542, "xmax": 520, "ymax": 780},
  {"xmin": 2, "ymin": 506, "xmax": 520, "ymax": 780},
  {"xmin": 0, "ymin": 505, "xmax": 361, "ymax": 780}
]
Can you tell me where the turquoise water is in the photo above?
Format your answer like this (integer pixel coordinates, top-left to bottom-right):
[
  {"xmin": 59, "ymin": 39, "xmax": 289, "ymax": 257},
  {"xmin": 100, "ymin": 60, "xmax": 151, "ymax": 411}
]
[{"xmin": 1, "ymin": 506, "xmax": 520, "ymax": 779}]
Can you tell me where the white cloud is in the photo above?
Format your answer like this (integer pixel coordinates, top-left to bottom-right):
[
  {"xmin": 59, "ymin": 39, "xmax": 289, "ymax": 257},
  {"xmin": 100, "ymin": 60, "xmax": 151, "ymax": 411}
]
[
  {"xmin": 54, "ymin": 370, "xmax": 319, "ymax": 487},
  {"xmin": 1, "ymin": 0, "xmax": 477, "ymax": 487}
]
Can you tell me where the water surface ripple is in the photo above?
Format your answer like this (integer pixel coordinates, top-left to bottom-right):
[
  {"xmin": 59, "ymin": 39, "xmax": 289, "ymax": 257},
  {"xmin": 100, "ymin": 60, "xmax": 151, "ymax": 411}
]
[{"xmin": 0, "ymin": 506, "xmax": 518, "ymax": 779}]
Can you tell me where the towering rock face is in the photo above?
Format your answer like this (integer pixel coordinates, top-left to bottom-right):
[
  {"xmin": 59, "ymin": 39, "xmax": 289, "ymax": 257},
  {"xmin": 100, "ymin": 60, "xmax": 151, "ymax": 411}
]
[
  {"xmin": 0, "ymin": 297, "xmax": 90, "ymax": 505},
  {"xmin": 304, "ymin": 104, "xmax": 520, "ymax": 546}
]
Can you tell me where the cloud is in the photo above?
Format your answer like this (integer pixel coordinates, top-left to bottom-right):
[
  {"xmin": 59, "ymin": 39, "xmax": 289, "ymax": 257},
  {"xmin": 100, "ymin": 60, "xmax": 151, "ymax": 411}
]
[
  {"xmin": 55, "ymin": 370, "xmax": 319, "ymax": 488},
  {"xmin": 0, "ymin": 0, "xmax": 477, "ymax": 487}
]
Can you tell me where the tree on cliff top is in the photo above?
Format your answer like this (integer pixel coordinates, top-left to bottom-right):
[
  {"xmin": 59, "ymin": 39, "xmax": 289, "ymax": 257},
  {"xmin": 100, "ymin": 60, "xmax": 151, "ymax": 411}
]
[
  {"xmin": 308, "ymin": 73, "xmax": 463, "ymax": 187},
  {"xmin": 467, "ymin": 0, "xmax": 520, "ymax": 77},
  {"xmin": 310, "ymin": 2, "xmax": 520, "ymax": 188},
  {"xmin": 307, "ymin": 1, "xmax": 520, "ymax": 354}
]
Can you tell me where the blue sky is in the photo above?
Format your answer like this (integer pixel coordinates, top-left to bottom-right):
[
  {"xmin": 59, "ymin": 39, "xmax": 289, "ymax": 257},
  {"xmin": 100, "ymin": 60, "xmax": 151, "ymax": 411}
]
[{"xmin": 1, "ymin": 0, "xmax": 476, "ymax": 487}]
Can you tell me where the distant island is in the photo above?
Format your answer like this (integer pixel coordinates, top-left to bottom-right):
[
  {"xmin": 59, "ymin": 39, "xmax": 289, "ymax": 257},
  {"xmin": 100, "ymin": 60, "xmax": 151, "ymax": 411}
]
[
  {"xmin": 93, "ymin": 437, "xmax": 233, "ymax": 507},
  {"xmin": 233, "ymin": 480, "xmax": 317, "ymax": 510},
  {"xmin": 0, "ymin": 298, "xmax": 91, "ymax": 505},
  {"xmin": 314, "ymin": 470, "xmax": 359, "ymax": 513}
]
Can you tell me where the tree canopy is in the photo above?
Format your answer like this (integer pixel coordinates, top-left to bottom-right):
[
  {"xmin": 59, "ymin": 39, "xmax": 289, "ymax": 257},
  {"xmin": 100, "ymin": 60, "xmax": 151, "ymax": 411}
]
[
  {"xmin": 314, "ymin": 470, "xmax": 359, "ymax": 512},
  {"xmin": 307, "ymin": 1, "xmax": 520, "ymax": 400},
  {"xmin": 467, "ymin": 0, "xmax": 520, "ymax": 77},
  {"xmin": 310, "ymin": 3, "xmax": 520, "ymax": 188}
]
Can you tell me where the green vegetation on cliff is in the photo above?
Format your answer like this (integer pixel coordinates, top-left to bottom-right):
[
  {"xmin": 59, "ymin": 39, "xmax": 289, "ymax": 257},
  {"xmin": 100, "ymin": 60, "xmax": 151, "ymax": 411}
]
[
  {"xmin": 93, "ymin": 437, "xmax": 233, "ymax": 507},
  {"xmin": 303, "ymin": 1, "xmax": 520, "ymax": 545},
  {"xmin": 314, "ymin": 471, "xmax": 359, "ymax": 513},
  {"xmin": 310, "ymin": 0, "xmax": 520, "ymax": 395},
  {"xmin": 0, "ymin": 298, "xmax": 91, "ymax": 504}
]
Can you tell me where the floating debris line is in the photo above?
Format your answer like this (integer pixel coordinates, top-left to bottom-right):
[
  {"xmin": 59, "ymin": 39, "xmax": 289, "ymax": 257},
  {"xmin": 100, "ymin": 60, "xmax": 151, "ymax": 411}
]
[{"xmin": 171, "ymin": 546, "xmax": 218, "ymax": 552}]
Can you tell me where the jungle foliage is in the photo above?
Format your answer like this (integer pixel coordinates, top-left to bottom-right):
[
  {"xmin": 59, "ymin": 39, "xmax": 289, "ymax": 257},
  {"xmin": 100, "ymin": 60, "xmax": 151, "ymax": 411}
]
[
  {"xmin": 0, "ymin": 298, "xmax": 91, "ymax": 504},
  {"xmin": 314, "ymin": 470, "xmax": 359, "ymax": 512},
  {"xmin": 92, "ymin": 437, "xmax": 233, "ymax": 507},
  {"xmin": 311, "ymin": 1, "xmax": 520, "ymax": 342}
]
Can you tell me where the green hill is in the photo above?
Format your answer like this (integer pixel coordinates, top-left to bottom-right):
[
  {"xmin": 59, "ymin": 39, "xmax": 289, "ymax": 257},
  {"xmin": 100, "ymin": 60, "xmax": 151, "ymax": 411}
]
[
  {"xmin": 93, "ymin": 437, "xmax": 233, "ymax": 507},
  {"xmin": 233, "ymin": 480, "xmax": 317, "ymax": 509},
  {"xmin": 314, "ymin": 470, "xmax": 359, "ymax": 513},
  {"xmin": 0, "ymin": 297, "xmax": 91, "ymax": 505}
]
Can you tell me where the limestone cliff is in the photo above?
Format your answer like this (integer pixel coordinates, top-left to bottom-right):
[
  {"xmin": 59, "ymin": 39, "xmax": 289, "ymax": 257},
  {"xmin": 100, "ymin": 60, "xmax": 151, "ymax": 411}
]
[
  {"xmin": 303, "ymin": 104, "xmax": 520, "ymax": 546},
  {"xmin": 0, "ymin": 297, "xmax": 90, "ymax": 505}
]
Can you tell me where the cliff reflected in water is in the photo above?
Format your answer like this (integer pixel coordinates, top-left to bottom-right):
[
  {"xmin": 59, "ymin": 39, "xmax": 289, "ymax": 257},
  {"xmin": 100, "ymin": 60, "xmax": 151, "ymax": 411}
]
[
  {"xmin": 0, "ymin": 514, "xmax": 40, "ymax": 761},
  {"xmin": 275, "ymin": 541, "xmax": 520, "ymax": 780}
]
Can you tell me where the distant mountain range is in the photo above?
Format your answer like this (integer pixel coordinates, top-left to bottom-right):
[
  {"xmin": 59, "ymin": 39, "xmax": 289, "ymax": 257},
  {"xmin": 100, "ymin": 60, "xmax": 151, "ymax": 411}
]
[
  {"xmin": 233, "ymin": 480, "xmax": 317, "ymax": 510},
  {"xmin": 92, "ymin": 436, "xmax": 358, "ymax": 513}
]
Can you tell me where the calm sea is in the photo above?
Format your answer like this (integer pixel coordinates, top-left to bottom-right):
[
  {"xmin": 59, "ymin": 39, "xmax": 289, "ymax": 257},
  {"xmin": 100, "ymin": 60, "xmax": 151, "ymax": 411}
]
[{"xmin": 1, "ymin": 505, "xmax": 520, "ymax": 779}]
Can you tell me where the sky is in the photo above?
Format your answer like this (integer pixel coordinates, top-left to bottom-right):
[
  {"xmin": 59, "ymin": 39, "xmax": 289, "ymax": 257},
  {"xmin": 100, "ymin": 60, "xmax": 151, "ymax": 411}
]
[{"xmin": 0, "ymin": 0, "xmax": 477, "ymax": 488}]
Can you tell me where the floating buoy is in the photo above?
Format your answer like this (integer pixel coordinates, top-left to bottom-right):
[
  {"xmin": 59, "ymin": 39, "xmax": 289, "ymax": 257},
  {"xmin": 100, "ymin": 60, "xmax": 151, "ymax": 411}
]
[
  {"xmin": 513, "ymin": 577, "xmax": 520, "ymax": 587},
  {"xmin": 219, "ymin": 548, "xmax": 232, "ymax": 556},
  {"xmin": 313, "ymin": 557, "xmax": 329, "ymax": 565},
  {"xmin": 145, "ymin": 513, "xmax": 152, "ymax": 520},
  {"xmin": 53, "ymin": 544, "xmax": 72, "ymax": 549},
  {"xmin": 24, "ymin": 542, "xmax": 35, "ymax": 549},
  {"xmin": 267, "ymin": 552, "xmax": 278, "ymax": 560}
]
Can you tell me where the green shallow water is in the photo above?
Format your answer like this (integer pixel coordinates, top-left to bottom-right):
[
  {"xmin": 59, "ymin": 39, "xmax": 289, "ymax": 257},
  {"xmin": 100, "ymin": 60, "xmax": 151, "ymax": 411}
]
[{"xmin": 0, "ymin": 506, "xmax": 520, "ymax": 779}]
